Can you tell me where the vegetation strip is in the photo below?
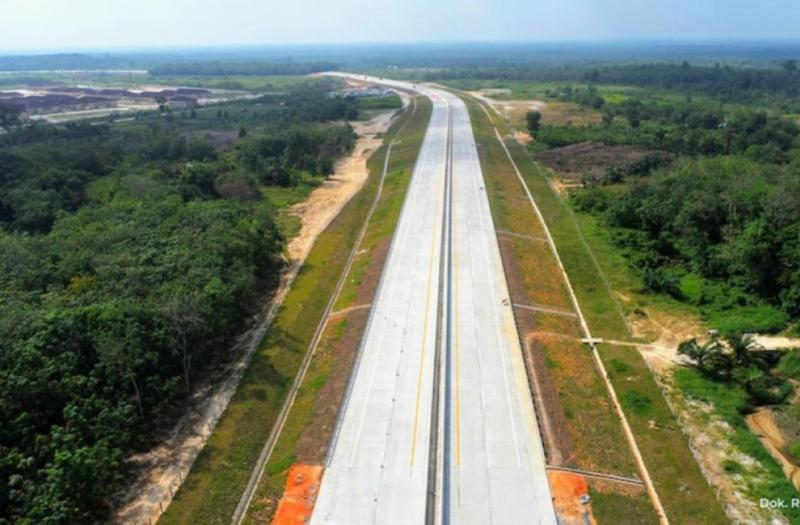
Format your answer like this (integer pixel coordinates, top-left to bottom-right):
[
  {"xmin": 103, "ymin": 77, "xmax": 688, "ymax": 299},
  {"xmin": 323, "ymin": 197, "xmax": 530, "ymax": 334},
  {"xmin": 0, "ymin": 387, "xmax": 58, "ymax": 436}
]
[{"xmin": 466, "ymin": 94, "xmax": 669, "ymax": 523}]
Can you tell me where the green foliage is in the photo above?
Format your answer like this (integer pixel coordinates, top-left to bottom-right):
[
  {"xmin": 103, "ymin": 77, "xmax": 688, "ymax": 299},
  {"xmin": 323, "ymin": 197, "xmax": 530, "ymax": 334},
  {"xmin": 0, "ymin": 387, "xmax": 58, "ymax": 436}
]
[
  {"xmin": 538, "ymin": 101, "xmax": 798, "ymax": 160},
  {"xmin": 679, "ymin": 334, "xmax": 793, "ymax": 405},
  {"xmin": 425, "ymin": 63, "xmax": 800, "ymax": 103},
  {"xmin": 357, "ymin": 95, "xmax": 403, "ymax": 110},
  {"xmin": 789, "ymin": 441, "xmax": 800, "ymax": 463},
  {"xmin": 0, "ymin": 81, "xmax": 358, "ymax": 524},
  {"xmin": 619, "ymin": 390, "xmax": 653, "ymax": 415},
  {"xmin": 575, "ymin": 156, "xmax": 800, "ymax": 331},
  {"xmin": 706, "ymin": 304, "xmax": 790, "ymax": 334},
  {"xmin": 777, "ymin": 351, "xmax": 800, "ymax": 380},
  {"xmin": 525, "ymin": 110, "xmax": 541, "ymax": 136}
]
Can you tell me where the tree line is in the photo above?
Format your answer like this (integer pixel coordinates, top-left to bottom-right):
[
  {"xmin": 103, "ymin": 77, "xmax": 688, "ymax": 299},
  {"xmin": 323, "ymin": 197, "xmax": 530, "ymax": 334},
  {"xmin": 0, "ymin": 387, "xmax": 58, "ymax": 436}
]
[{"xmin": 0, "ymin": 81, "xmax": 358, "ymax": 524}]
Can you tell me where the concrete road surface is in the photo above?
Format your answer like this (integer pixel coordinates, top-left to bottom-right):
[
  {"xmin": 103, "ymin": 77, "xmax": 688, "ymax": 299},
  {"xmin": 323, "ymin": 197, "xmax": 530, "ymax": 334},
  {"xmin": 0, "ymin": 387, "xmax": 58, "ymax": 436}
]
[{"xmin": 310, "ymin": 75, "xmax": 556, "ymax": 525}]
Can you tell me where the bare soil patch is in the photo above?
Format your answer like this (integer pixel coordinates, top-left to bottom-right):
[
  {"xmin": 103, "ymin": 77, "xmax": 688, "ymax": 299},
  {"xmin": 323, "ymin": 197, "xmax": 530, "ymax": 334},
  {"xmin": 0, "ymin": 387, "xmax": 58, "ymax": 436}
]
[
  {"xmin": 548, "ymin": 471, "xmax": 597, "ymax": 525},
  {"xmin": 536, "ymin": 141, "xmax": 664, "ymax": 180},
  {"xmin": 747, "ymin": 408, "xmax": 800, "ymax": 490},
  {"xmin": 270, "ymin": 464, "xmax": 323, "ymax": 525},
  {"xmin": 286, "ymin": 107, "xmax": 401, "ymax": 262}
]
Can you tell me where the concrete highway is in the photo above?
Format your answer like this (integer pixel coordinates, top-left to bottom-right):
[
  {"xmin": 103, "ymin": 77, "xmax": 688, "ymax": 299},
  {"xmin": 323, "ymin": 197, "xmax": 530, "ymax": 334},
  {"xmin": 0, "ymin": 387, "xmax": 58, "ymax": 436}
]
[{"xmin": 310, "ymin": 75, "xmax": 556, "ymax": 525}]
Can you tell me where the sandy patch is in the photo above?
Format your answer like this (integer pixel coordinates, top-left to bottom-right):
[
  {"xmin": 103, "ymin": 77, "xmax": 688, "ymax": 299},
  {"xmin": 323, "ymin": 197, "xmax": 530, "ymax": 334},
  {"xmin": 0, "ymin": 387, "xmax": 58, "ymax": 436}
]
[
  {"xmin": 753, "ymin": 335, "xmax": 800, "ymax": 351},
  {"xmin": 746, "ymin": 408, "xmax": 800, "ymax": 490},
  {"xmin": 286, "ymin": 103, "xmax": 404, "ymax": 262}
]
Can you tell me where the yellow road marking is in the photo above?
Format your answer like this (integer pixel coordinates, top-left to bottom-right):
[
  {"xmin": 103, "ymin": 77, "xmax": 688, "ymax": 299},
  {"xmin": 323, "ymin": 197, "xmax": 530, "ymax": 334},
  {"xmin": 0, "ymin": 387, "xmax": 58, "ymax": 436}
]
[
  {"xmin": 409, "ymin": 137, "xmax": 447, "ymax": 466},
  {"xmin": 453, "ymin": 156, "xmax": 462, "ymax": 467}
]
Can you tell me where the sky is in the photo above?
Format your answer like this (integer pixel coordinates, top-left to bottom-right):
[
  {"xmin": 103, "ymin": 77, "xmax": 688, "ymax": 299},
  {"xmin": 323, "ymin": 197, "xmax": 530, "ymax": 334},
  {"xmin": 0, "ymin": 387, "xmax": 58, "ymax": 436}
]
[{"xmin": 1, "ymin": 0, "xmax": 798, "ymax": 51}]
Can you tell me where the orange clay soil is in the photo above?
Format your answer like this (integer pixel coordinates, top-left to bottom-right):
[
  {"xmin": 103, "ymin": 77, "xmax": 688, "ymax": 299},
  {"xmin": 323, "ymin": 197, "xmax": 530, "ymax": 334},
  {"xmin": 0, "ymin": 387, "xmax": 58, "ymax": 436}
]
[
  {"xmin": 547, "ymin": 470, "xmax": 597, "ymax": 525},
  {"xmin": 271, "ymin": 464, "xmax": 324, "ymax": 525}
]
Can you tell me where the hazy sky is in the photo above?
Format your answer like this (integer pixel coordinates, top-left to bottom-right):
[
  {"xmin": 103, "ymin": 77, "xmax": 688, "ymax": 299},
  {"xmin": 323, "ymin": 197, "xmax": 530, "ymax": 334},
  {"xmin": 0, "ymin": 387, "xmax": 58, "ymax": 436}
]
[{"xmin": 1, "ymin": 0, "xmax": 798, "ymax": 51}]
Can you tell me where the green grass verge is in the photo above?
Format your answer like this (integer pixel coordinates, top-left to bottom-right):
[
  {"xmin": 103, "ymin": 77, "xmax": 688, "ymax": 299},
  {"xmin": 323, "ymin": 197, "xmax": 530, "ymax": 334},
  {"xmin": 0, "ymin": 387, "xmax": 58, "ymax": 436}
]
[
  {"xmin": 159, "ymin": 97, "xmax": 430, "ymax": 525},
  {"xmin": 461, "ymin": 93, "xmax": 726, "ymax": 524},
  {"xmin": 242, "ymin": 317, "xmax": 347, "ymax": 523},
  {"xmin": 599, "ymin": 344, "xmax": 726, "ymax": 524},
  {"xmin": 590, "ymin": 486, "xmax": 659, "ymax": 525}
]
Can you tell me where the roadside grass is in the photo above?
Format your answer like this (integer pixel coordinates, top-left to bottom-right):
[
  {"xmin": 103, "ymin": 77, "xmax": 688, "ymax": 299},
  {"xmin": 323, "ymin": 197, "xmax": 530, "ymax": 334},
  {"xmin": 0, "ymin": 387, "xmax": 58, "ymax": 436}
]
[
  {"xmin": 484, "ymin": 90, "xmax": 800, "ymax": 523},
  {"xmin": 535, "ymin": 334, "xmax": 638, "ymax": 476},
  {"xmin": 334, "ymin": 99, "xmax": 432, "ymax": 311},
  {"xmin": 242, "ymin": 96, "xmax": 432, "ymax": 523},
  {"xmin": 499, "ymin": 99, "xmax": 602, "ymax": 129},
  {"xmin": 242, "ymin": 317, "xmax": 347, "ymax": 524},
  {"xmin": 532, "ymin": 311, "xmax": 582, "ymax": 339},
  {"xmin": 159, "ymin": 97, "xmax": 430, "ymax": 525},
  {"xmin": 507, "ymin": 236, "xmax": 573, "ymax": 310},
  {"xmin": 462, "ymin": 93, "xmax": 727, "ymax": 524},
  {"xmin": 597, "ymin": 342, "xmax": 727, "ymax": 524},
  {"xmin": 589, "ymin": 484, "xmax": 659, "ymax": 525}
]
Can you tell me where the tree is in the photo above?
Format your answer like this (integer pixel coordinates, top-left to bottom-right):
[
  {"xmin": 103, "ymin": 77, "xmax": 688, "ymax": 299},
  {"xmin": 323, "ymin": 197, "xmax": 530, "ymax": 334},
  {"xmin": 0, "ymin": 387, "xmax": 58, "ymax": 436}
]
[
  {"xmin": 678, "ymin": 337, "xmax": 729, "ymax": 378},
  {"xmin": 165, "ymin": 294, "xmax": 202, "ymax": 393},
  {"xmin": 0, "ymin": 106, "xmax": 20, "ymax": 128},
  {"xmin": 783, "ymin": 60, "xmax": 797, "ymax": 72},
  {"xmin": 526, "ymin": 110, "xmax": 542, "ymax": 137}
]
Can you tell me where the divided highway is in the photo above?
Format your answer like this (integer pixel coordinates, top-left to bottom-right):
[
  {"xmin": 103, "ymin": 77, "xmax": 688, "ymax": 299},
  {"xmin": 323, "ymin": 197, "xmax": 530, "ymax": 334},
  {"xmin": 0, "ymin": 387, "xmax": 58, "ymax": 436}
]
[{"xmin": 311, "ymin": 75, "xmax": 556, "ymax": 525}]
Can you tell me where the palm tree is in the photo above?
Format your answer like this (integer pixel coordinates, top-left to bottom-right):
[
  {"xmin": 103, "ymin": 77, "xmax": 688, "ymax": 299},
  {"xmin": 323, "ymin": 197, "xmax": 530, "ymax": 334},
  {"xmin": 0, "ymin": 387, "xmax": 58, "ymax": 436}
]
[
  {"xmin": 678, "ymin": 337, "xmax": 730, "ymax": 378},
  {"xmin": 725, "ymin": 333, "xmax": 768, "ymax": 370}
]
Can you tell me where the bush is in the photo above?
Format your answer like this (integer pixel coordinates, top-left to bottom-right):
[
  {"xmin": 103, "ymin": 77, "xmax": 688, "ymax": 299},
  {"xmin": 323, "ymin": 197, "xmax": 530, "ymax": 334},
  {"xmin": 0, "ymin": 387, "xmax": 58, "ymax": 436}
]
[
  {"xmin": 747, "ymin": 375, "xmax": 793, "ymax": 405},
  {"xmin": 706, "ymin": 304, "xmax": 790, "ymax": 335},
  {"xmin": 777, "ymin": 351, "xmax": 800, "ymax": 380}
]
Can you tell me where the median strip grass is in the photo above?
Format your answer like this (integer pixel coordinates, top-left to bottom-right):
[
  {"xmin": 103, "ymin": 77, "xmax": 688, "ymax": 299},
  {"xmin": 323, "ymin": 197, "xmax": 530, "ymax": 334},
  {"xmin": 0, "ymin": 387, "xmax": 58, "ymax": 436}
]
[{"xmin": 160, "ymin": 98, "xmax": 430, "ymax": 525}]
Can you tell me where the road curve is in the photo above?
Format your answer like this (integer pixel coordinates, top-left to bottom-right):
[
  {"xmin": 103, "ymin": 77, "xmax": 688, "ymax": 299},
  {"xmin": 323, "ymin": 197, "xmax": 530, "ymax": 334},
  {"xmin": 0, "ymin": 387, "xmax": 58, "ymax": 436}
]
[{"xmin": 310, "ymin": 75, "xmax": 556, "ymax": 525}]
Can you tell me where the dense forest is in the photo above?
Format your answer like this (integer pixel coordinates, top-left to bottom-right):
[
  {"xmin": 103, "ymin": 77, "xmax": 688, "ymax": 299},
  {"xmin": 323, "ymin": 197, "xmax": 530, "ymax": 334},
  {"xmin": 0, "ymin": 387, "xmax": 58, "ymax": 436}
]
[
  {"xmin": 575, "ymin": 156, "xmax": 800, "ymax": 332},
  {"xmin": 536, "ymin": 85, "xmax": 799, "ymax": 162},
  {"xmin": 0, "ymin": 80, "xmax": 362, "ymax": 524},
  {"xmin": 530, "ymin": 75, "xmax": 800, "ymax": 333},
  {"xmin": 423, "ymin": 62, "xmax": 800, "ymax": 103}
]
